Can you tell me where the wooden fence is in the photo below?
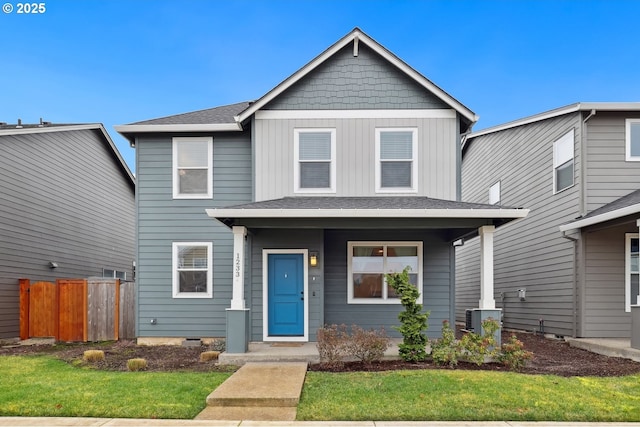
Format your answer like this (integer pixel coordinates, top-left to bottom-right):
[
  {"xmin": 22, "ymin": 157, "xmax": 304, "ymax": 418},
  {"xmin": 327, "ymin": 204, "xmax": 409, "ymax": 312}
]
[{"xmin": 19, "ymin": 278, "xmax": 135, "ymax": 341}]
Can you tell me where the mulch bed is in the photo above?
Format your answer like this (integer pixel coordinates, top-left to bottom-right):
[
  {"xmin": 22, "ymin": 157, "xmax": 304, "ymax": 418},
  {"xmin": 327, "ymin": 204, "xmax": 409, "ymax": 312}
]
[{"xmin": 2, "ymin": 329, "xmax": 640, "ymax": 377}]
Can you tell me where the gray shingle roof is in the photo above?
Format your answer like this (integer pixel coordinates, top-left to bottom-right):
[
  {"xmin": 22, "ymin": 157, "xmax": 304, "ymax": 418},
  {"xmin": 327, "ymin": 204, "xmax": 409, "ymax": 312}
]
[
  {"xmin": 130, "ymin": 101, "xmax": 252, "ymax": 125},
  {"xmin": 222, "ymin": 196, "xmax": 514, "ymax": 211},
  {"xmin": 575, "ymin": 189, "xmax": 640, "ymax": 221}
]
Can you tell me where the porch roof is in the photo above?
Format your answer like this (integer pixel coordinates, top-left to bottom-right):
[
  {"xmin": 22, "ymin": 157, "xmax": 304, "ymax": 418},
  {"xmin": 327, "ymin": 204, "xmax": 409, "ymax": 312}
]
[
  {"xmin": 206, "ymin": 197, "xmax": 528, "ymax": 239},
  {"xmin": 559, "ymin": 189, "xmax": 640, "ymax": 232}
]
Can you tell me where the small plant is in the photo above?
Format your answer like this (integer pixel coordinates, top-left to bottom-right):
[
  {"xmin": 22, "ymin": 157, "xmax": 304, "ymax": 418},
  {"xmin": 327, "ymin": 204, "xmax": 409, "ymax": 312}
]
[
  {"xmin": 127, "ymin": 358, "xmax": 147, "ymax": 371},
  {"xmin": 430, "ymin": 320, "xmax": 461, "ymax": 367},
  {"xmin": 316, "ymin": 324, "xmax": 349, "ymax": 368},
  {"xmin": 209, "ymin": 338, "xmax": 226, "ymax": 352},
  {"xmin": 386, "ymin": 267, "xmax": 430, "ymax": 362},
  {"xmin": 459, "ymin": 318, "xmax": 500, "ymax": 365},
  {"xmin": 82, "ymin": 350, "xmax": 105, "ymax": 363},
  {"xmin": 498, "ymin": 335, "xmax": 533, "ymax": 371},
  {"xmin": 344, "ymin": 325, "xmax": 391, "ymax": 364},
  {"xmin": 199, "ymin": 351, "xmax": 220, "ymax": 362}
]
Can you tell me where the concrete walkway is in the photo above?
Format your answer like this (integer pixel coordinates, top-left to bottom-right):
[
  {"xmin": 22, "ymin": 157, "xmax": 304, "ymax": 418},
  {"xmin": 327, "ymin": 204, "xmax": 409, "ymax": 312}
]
[
  {"xmin": 195, "ymin": 362, "xmax": 308, "ymax": 421},
  {"xmin": 566, "ymin": 337, "xmax": 640, "ymax": 362}
]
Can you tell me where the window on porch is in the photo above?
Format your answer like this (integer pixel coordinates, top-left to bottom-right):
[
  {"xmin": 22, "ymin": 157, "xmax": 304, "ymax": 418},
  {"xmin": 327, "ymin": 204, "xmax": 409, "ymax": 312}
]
[
  {"xmin": 626, "ymin": 234, "xmax": 639, "ymax": 312},
  {"xmin": 347, "ymin": 241, "xmax": 423, "ymax": 304}
]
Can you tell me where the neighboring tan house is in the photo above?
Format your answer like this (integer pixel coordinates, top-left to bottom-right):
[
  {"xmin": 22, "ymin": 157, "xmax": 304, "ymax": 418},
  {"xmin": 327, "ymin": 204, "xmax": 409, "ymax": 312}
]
[
  {"xmin": 456, "ymin": 103, "xmax": 640, "ymax": 338},
  {"xmin": 116, "ymin": 28, "xmax": 526, "ymax": 352},
  {"xmin": 0, "ymin": 122, "xmax": 136, "ymax": 339}
]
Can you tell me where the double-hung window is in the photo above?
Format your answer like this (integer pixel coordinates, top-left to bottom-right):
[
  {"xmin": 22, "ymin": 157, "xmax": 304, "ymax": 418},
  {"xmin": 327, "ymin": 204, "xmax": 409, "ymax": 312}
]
[
  {"xmin": 172, "ymin": 242, "xmax": 213, "ymax": 298},
  {"xmin": 173, "ymin": 137, "xmax": 213, "ymax": 199},
  {"xmin": 626, "ymin": 234, "xmax": 639, "ymax": 312},
  {"xmin": 347, "ymin": 241, "xmax": 423, "ymax": 304},
  {"xmin": 553, "ymin": 129, "xmax": 574, "ymax": 193},
  {"xmin": 294, "ymin": 129, "xmax": 336, "ymax": 192},
  {"xmin": 376, "ymin": 128, "xmax": 418, "ymax": 192},
  {"xmin": 626, "ymin": 119, "xmax": 640, "ymax": 161}
]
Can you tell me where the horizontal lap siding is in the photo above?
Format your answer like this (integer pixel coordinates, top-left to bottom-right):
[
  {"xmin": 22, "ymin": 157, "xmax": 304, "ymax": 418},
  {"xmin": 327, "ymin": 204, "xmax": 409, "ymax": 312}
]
[
  {"xmin": 255, "ymin": 117, "xmax": 457, "ymax": 201},
  {"xmin": 324, "ymin": 229, "xmax": 452, "ymax": 339},
  {"xmin": 457, "ymin": 114, "xmax": 581, "ymax": 336},
  {"xmin": 136, "ymin": 133, "xmax": 251, "ymax": 338},
  {"xmin": 0, "ymin": 129, "xmax": 134, "ymax": 338},
  {"xmin": 585, "ymin": 112, "xmax": 640, "ymax": 212}
]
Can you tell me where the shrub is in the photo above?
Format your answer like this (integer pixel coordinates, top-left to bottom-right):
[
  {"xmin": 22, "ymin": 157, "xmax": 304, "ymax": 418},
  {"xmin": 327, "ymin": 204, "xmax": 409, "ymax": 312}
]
[
  {"xmin": 316, "ymin": 324, "xmax": 349, "ymax": 368},
  {"xmin": 127, "ymin": 358, "xmax": 147, "ymax": 371},
  {"xmin": 82, "ymin": 350, "xmax": 105, "ymax": 363},
  {"xmin": 199, "ymin": 351, "xmax": 220, "ymax": 362},
  {"xmin": 344, "ymin": 325, "xmax": 391, "ymax": 364},
  {"xmin": 209, "ymin": 338, "xmax": 226, "ymax": 352},
  {"xmin": 386, "ymin": 267, "xmax": 430, "ymax": 362},
  {"xmin": 459, "ymin": 318, "xmax": 500, "ymax": 365},
  {"xmin": 498, "ymin": 335, "xmax": 533, "ymax": 371},
  {"xmin": 430, "ymin": 320, "xmax": 461, "ymax": 367}
]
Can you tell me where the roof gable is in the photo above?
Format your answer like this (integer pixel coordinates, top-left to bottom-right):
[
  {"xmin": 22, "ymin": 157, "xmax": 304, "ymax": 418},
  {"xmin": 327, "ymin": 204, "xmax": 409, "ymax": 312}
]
[{"xmin": 236, "ymin": 28, "xmax": 477, "ymax": 127}]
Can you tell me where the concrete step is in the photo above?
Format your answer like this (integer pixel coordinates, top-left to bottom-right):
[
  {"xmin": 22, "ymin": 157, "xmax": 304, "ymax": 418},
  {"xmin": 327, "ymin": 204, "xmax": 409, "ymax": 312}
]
[{"xmin": 205, "ymin": 362, "xmax": 307, "ymax": 408}]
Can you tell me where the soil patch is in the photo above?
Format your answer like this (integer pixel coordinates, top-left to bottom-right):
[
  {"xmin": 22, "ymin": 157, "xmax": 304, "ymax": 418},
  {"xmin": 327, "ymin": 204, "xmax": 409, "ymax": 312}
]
[{"xmin": 2, "ymin": 330, "xmax": 640, "ymax": 377}]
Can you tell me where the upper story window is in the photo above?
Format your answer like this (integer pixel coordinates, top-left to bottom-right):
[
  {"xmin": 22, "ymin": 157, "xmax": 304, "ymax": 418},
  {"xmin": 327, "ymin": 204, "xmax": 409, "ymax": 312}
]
[
  {"xmin": 347, "ymin": 241, "xmax": 423, "ymax": 304},
  {"xmin": 489, "ymin": 181, "xmax": 501, "ymax": 205},
  {"xmin": 294, "ymin": 129, "xmax": 336, "ymax": 193},
  {"xmin": 173, "ymin": 137, "xmax": 213, "ymax": 199},
  {"xmin": 553, "ymin": 129, "xmax": 574, "ymax": 193},
  {"xmin": 626, "ymin": 119, "xmax": 640, "ymax": 161},
  {"xmin": 376, "ymin": 128, "xmax": 418, "ymax": 193},
  {"xmin": 172, "ymin": 242, "xmax": 213, "ymax": 298}
]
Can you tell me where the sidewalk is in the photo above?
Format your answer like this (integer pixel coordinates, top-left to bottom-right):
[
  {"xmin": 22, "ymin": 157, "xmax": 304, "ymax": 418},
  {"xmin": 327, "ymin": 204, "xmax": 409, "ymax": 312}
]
[{"xmin": 1, "ymin": 419, "xmax": 639, "ymax": 426}]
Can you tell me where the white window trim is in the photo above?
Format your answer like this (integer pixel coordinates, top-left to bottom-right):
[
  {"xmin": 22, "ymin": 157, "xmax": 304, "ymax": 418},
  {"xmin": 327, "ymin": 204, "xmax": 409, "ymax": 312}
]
[
  {"xmin": 172, "ymin": 242, "xmax": 213, "ymax": 299},
  {"xmin": 625, "ymin": 233, "xmax": 639, "ymax": 312},
  {"xmin": 262, "ymin": 249, "xmax": 309, "ymax": 342},
  {"xmin": 347, "ymin": 241, "xmax": 423, "ymax": 305},
  {"xmin": 553, "ymin": 129, "xmax": 575, "ymax": 194},
  {"xmin": 489, "ymin": 180, "xmax": 501, "ymax": 205},
  {"xmin": 172, "ymin": 137, "xmax": 213, "ymax": 199},
  {"xmin": 293, "ymin": 128, "xmax": 336, "ymax": 193},
  {"xmin": 375, "ymin": 128, "xmax": 418, "ymax": 193},
  {"xmin": 626, "ymin": 119, "xmax": 640, "ymax": 161}
]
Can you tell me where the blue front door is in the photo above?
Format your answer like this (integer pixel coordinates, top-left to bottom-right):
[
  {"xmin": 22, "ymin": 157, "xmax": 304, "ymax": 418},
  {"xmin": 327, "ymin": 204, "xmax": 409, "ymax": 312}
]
[{"xmin": 268, "ymin": 253, "xmax": 304, "ymax": 336}]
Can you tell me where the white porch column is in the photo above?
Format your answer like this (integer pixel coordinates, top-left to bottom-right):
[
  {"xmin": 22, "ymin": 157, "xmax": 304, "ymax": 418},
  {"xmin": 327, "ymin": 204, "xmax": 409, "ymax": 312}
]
[
  {"xmin": 479, "ymin": 225, "xmax": 496, "ymax": 310},
  {"xmin": 231, "ymin": 225, "xmax": 247, "ymax": 310}
]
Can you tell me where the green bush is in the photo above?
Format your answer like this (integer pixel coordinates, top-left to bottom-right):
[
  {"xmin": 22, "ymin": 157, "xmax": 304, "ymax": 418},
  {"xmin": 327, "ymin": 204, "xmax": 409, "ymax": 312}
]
[
  {"xmin": 459, "ymin": 318, "xmax": 500, "ymax": 365},
  {"xmin": 386, "ymin": 267, "xmax": 429, "ymax": 362},
  {"xmin": 497, "ymin": 335, "xmax": 533, "ymax": 371},
  {"xmin": 430, "ymin": 320, "xmax": 461, "ymax": 367}
]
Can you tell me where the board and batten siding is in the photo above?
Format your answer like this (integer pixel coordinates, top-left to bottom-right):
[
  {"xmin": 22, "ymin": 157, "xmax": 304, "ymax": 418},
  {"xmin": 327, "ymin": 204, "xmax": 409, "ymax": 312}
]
[
  {"xmin": 265, "ymin": 43, "xmax": 448, "ymax": 111},
  {"xmin": 457, "ymin": 113, "xmax": 582, "ymax": 337},
  {"xmin": 585, "ymin": 112, "xmax": 640, "ymax": 213},
  {"xmin": 254, "ymin": 117, "xmax": 457, "ymax": 201},
  {"xmin": 0, "ymin": 128, "xmax": 135, "ymax": 339},
  {"xmin": 135, "ymin": 132, "xmax": 251, "ymax": 338},
  {"xmin": 324, "ymin": 229, "xmax": 453, "ymax": 339},
  {"xmin": 249, "ymin": 229, "xmax": 324, "ymax": 341}
]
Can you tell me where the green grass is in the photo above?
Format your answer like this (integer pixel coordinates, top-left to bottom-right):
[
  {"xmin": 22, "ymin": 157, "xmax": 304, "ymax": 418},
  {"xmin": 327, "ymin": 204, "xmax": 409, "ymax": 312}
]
[
  {"xmin": 0, "ymin": 355, "xmax": 232, "ymax": 419},
  {"xmin": 298, "ymin": 370, "xmax": 640, "ymax": 421}
]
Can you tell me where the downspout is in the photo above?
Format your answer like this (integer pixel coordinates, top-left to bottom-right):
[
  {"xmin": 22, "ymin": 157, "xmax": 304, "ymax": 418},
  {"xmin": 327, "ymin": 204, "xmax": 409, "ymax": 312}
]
[
  {"xmin": 562, "ymin": 231, "xmax": 579, "ymax": 337},
  {"xmin": 581, "ymin": 109, "xmax": 596, "ymax": 216}
]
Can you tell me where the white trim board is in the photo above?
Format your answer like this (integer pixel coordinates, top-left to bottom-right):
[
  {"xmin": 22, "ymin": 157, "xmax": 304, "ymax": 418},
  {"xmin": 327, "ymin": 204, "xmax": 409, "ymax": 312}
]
[
  {"xmin": 559, "ymin": 203, "xmax": 640, "ymax": 232},
  {"xmin": 255, "ymin": 109, "xmax": 456, "ymax": 120}
]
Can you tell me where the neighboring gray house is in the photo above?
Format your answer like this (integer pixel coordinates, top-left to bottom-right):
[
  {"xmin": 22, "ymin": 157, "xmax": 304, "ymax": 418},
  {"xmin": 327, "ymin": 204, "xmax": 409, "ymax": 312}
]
[
  {"xmin": 116, "ymin": 28, "xmax": 526, "ymax": 351},
  {"xmin": 457, "ymin": 103, "xmax": 640, "ymax": 338},
  {"xmin": 0, "ymin": 122, "xmax": 136, "ymax": 339}
]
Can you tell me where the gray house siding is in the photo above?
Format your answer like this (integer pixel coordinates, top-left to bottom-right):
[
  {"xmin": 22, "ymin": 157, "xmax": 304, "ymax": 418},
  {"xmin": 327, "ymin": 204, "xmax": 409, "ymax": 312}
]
[
  {"xmin": 254, "ymin": 117, "xmax": 457, "ymax": 201},
  {"xmin": 585, "ymin": 112, "xmax": 640, "ymax": 213},
  {"xmin": 249, "ymin": 229, "xmax": 324, "ymax": 341},
  {"xmin": 324, "ymin": 229, "xmax": 452, "ymax": 338},
  {"xmin": 135, "ymin": 132, "xmax": 251, "ymax": 338},
  {"xmin": 581, "ymin": 221, "xmax": 635, "ymax": 338},
  {"xmin": 265, "ymin": 43, "xmax": 449, "ymax": 111},
  {"xmin": 457, "ymin": 113, "xmax": 582, "ymax": 336},
  {"xmin": 0, "ymin": 128, "xmax": 135, "ymax": 339}
]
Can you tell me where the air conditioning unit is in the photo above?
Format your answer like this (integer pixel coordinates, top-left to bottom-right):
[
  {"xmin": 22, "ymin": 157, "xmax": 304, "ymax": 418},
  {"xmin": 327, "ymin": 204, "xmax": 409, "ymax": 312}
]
[
  {"xmin": 465, "ymin": 309, "xmax": 473, "ymax": 331},
  {"xmin": 464, "ymin": 309, "xmax": 483, "ymax": 332}
]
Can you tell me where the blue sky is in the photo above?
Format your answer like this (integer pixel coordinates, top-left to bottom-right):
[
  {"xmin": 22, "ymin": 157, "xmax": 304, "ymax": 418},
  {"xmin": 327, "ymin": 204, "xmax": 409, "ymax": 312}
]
[{"xmin": 2, "ymin": 0, "xmax": 639, "ymax": 172}]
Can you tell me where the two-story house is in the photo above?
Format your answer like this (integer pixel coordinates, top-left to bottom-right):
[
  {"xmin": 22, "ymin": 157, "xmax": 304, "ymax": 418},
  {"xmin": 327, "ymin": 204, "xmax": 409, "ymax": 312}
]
[
  {"xmin": 457, "ymin": 103, "xmax": 640, "ymax": 339},
  {"xmin": 116, "ymin": 28, "xmax": 527, "ymax": 352},
  {"xmin": 0, "ymin": 122, "xmax": 135, "ymax": 339}
]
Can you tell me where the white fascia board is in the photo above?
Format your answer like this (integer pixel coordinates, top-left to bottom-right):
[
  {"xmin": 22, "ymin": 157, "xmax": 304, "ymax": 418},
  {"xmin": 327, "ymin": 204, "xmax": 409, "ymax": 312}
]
[
  {"xmin": 206, "ymin": 207, "xmax": 529, "ymax": 220},
  {"xmin": 559, "ymin": 204, "xmax": 640, "ymax": 232},
  {"xmin": 0, "ymin": 123, "xmax": 103, "ymax": 136},
  {"xmin": 113, "ymin": 123, "xmax": 243, "ymax": 133},
  {"xmin": 235, "ymin": 29, "xmax": 478, "ymax": 125},
  {"xmin": 255, "ymin": 109, "xmax": 456, "ymax": 120}
]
